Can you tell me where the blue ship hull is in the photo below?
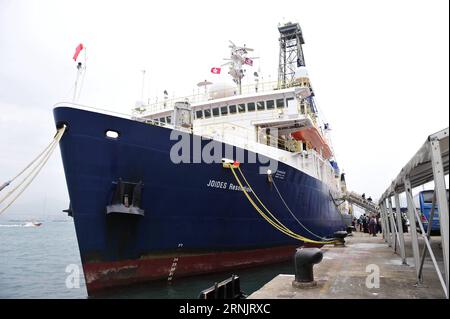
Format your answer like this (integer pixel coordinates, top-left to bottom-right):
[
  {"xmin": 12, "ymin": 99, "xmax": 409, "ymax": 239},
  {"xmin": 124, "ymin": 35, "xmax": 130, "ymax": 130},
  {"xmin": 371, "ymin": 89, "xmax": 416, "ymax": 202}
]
[{"xmin": 53, "ymin": 106, "xmax": 345, "ymax": 293}]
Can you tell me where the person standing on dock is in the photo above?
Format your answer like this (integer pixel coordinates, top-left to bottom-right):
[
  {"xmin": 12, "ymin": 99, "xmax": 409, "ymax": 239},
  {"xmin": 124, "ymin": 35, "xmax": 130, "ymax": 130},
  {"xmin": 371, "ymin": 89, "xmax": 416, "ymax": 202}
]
[
  {"xmin": 362, "ymin": 214, "xmax": 369, "ymax": 233},
  {"xmin": 369, "ymin": 216, "xmax": 377, "ymax": 237},
  {"xmin": 376, "ymin": 215, "xmax": 382, "ymax": 234}
]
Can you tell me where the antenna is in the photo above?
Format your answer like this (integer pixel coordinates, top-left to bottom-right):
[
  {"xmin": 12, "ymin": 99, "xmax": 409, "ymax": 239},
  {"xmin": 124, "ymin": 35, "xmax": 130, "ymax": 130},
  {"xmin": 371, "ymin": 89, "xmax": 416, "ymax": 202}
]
[
  {"xmin": 73, "ymin": 62, "xmax": 83, "ymax": 102},
  {"xmin": 163, "ymin": 89, "xmax": 168, "ymax": 107},
  {"xmin": 197, "ymin": 80, "xmax": 213, "ymax": 97},
  {"xmin": 147, "ymin": 69, "xmax": 151, "ymax": 105},
  {"xmin": 141, "ymin": 69, "xmax": 146, "ymax": 103},
  {"xmin": 225, "ymin": 41, "xmax": 258, "ymax": 94},
  {"xmin": 133, "ymin": 69, "xmax": 148, "ymax": 114},
  {"xmin": 73, "ymin": 45, "xmax": 87, "ymax": 102}
]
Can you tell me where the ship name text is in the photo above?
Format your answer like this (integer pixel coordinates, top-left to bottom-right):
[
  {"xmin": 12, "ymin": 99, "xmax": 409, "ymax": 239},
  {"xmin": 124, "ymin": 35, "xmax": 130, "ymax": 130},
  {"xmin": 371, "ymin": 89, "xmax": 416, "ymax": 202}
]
[{"xmin": 206, "ymin": 179, "xmax": 251, "ymax": 192}]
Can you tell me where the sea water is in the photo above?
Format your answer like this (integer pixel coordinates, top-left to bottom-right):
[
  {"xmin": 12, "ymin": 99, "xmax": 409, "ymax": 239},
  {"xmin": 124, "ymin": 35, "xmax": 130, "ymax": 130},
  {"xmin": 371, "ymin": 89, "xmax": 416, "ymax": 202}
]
[{"xmin": 0, "ymin": 217, "xmax": 293, "ymax": 299}]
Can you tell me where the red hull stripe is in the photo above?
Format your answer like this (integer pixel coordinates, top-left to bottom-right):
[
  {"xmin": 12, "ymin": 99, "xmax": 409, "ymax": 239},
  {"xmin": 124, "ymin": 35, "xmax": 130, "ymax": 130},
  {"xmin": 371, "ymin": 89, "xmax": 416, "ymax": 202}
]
[{"xmin": 83, "ymin": 245, "xmax": 300, "ymax": 293}]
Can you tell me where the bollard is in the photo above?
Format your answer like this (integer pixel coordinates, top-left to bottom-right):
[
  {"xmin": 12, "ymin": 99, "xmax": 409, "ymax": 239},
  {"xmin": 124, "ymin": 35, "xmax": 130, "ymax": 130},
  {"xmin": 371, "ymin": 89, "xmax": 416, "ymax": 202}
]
[
  {"xmin": 334, "ymin": 230, "xmax": 348, "ymax": 247},
  {"xmin": 292, "ymin": 248, "xmax": 323, "ymax": 288},
  {"xmin": 346, "ymin": 226, "xmax": 355, "ymax": 237}
]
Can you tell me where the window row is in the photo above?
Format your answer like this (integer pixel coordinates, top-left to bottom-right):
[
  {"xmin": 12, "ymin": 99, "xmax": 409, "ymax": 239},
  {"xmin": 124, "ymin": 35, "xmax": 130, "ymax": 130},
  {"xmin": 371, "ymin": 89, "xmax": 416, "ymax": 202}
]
[
  {"xmin": 195, "ymin": 97, "xmax": 295, "ymax": 119},
  {"xmin": 156, "ymin": 115, "xmax": 171, "ymax": 124}
]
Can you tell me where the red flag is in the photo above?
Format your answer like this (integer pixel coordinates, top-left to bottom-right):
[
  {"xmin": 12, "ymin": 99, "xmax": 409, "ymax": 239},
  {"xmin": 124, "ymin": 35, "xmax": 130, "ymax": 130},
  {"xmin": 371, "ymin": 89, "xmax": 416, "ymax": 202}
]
[
  {"xmin": 73, "ymin": 43, "xmax": 84, "ymax": 61},
  {"xmin": 211, "ymin": 67, "xmax": 221, "ymax": 74},
  {"xmin": 244, "ymin": 57, "xmax": 253, "ymax": 66}
]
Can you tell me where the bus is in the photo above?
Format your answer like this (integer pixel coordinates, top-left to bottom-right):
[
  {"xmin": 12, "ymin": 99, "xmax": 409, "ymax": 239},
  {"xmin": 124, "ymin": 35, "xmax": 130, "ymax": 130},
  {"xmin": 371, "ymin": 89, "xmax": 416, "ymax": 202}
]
[{"xmin": 414, "ymin": 189, "xmax": 449, "ymax": 235}]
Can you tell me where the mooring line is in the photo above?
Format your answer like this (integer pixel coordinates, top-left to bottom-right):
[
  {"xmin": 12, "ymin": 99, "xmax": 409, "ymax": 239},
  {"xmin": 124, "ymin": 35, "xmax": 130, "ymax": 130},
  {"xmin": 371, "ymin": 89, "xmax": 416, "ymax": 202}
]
[
  {"xmin": 0, "ymin": 126, "xmax": 66, "ymax": 215},
  {"xmin": 271, "ymin": 178, "xmax": 331, "ymax": 241},
  {"xmin": 228, "ymin": 166, "xmax": 335, "ymax": 245},
  {"xmin": 0, "ymin": 136, "xmax": 57, "ymax": 193}
]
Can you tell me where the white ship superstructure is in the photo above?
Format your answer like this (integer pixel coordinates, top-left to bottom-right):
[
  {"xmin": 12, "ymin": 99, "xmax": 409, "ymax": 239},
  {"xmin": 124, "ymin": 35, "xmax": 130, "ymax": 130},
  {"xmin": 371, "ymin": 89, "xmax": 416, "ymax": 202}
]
[
  {"xmin": 139, "ymin": 80, "xmax": 339, "ymax": 190},
  {"xmin": 133, "ymin": 22, "xmax": 343, "ymax": 198}
]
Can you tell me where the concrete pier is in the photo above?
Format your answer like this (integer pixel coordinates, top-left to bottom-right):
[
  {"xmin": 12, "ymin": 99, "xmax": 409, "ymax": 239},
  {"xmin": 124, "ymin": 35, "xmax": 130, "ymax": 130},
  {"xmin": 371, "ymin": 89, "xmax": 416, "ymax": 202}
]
[{"xmin": 248, "ymin": 232, "xmax": 446, "ymax": 299}]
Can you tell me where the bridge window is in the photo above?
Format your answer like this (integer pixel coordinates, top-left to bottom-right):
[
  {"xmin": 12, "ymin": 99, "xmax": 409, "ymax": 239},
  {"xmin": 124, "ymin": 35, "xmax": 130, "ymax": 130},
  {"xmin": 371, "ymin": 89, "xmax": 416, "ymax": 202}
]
[
  {"xmin": 257, "ymin": 101, "xmax": 265, "ymax": 111},
  {"xmin": 276, "ymin": 99, "xmax": 285, "ymax": 108},
  {"xmin": 266, "ymin": 100, "xmax": 274, "ymax": 109},
  {"xmin": 159, "ymin": 117, "xmax": 166, "ymax": 123},
  {"xmin": 286, "ymin": 97, "xmax": 294, "ymax": 105},
  {"xmin": 212, "ymin": 107, "xmax": 220, "ymax": 117},
  {"xmin": 247, "ymin": 102, "xmax": 255, "ymax": 112},
  {"xmin": 220, "ymin": 106, "xmax": 228, "ymax": 116},
  {"xmin": 166, "ymin": 116, "xmax": 171, "ymax": 124},
  {"xmin": 196, "ymin": 110, "xmax": 203, "ymax": 119},
  {"xmin": 238, "ymin": 103, "xmax": 246, "ymax": 113},
  {"xmin": 229, "ymin": 105, "xmax": 237, "ymax": 114},
  {"xmin": 204, "ymin": 109, "xmax": 211, "ymax": 118}
]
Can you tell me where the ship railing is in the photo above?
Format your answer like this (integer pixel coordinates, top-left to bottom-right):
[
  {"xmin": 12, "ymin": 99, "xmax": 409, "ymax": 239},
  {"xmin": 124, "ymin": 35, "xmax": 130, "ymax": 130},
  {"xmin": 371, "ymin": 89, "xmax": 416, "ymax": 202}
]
[
  {"xmin": 136, "ymin": 117, "xmax": 182, "ymax": 131},
  {"xmin": 133, "ymin": 80, "xmax": 288, "ymax": 116},
  {"xmin": 195, "ymin": 122, "xmax": 300, "ymax": 153},
  {"xmin": 139, "ymin": 101, "xmax": 328, "ymax": 151},
  {"xmin": 195, "ymin": 122, "xmax": 335, "ymax": 182},
  {"xmin": 195, "ymin": 121, "xmax": 332, "ymax": 163},
  {"xmin": 54, "ymin": 101, "xmax": 134, "ymax": 120}
]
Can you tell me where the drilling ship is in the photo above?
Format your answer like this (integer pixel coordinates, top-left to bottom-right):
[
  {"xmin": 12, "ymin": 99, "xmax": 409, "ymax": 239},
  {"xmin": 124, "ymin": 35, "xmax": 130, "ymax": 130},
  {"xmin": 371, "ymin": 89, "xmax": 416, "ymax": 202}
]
[{"xmin": 54, "ymin": 22, "xmax": 347, "ymax": 294}]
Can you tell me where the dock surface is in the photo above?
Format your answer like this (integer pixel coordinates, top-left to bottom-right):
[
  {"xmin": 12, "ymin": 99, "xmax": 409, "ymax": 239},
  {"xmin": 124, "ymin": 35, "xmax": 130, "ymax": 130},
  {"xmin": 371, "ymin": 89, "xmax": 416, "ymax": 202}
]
[{"xmin": 248, "ymin": 232, "xmax": 445, "ymax": 299}]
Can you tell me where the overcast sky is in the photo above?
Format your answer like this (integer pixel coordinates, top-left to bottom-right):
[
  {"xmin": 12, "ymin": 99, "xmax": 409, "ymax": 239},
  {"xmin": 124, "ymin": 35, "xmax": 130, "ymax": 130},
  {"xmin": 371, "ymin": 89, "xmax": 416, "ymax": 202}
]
[{"xmin": 0, "ymin": 0, "xmax": 448, "ymax": 219}]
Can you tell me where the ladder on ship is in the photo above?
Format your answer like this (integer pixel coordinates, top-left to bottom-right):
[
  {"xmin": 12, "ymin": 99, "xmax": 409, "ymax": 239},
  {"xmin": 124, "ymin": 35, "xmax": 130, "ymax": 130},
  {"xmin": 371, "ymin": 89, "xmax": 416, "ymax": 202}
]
[{"xmin": 343, "ymin": 191, "xmax": 380, "ymax": 214}]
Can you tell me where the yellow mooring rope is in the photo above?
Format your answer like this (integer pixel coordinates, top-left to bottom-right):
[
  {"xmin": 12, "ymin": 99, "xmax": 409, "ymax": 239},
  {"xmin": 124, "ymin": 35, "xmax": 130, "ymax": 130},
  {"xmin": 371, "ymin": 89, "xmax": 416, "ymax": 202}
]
[
  {"xmin": 0, "ymin": 126, "xmax": 66, "ymax": 215},
  {"xmin": 227, "ymin": 165, "xmax": 335, "ymax": 245}
]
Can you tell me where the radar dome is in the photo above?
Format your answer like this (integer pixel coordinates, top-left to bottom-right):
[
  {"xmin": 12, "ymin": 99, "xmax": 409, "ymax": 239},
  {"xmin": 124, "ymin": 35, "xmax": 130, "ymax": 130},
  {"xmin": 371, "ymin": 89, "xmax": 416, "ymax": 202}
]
[{"xmin": 208, "ymin": 81, "xmax": 238, "ymax": 100}]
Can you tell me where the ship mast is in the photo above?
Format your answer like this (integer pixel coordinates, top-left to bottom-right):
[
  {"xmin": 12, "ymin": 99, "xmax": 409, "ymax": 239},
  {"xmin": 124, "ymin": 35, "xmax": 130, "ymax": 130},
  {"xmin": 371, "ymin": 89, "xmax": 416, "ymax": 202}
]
[{"xmin": 222, "ymin": 41, "xmax": 257, "ymax": 94}]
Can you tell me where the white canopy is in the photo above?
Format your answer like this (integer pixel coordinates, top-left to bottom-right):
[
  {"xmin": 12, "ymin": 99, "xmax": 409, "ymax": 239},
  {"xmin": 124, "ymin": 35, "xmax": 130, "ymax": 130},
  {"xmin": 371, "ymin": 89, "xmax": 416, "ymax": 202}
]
[{"xmin": 380, "ymin": 127, "xmax": 449, "ymax": 201}]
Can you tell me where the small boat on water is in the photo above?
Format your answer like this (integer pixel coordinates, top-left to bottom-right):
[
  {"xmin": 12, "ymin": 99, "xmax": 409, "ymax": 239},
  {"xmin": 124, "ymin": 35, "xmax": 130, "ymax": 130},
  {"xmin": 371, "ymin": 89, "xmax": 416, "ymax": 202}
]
[{"xmin": 23, "ymin": 221, "xmax": 42, "ymax": 227}]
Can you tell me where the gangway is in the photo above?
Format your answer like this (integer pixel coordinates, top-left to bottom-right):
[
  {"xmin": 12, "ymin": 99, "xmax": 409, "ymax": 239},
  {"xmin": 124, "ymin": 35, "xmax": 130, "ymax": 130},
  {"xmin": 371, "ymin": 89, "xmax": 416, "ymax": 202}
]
[{"xmin": 343, "ymin": 191, "xmax": 380, "ymax": 215}]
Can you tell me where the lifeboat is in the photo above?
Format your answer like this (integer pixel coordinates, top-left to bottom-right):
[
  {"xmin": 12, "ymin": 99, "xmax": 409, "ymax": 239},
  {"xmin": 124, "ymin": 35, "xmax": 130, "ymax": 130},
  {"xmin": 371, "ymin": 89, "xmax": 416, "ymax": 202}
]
[{"xmin": 291, "ymin": 127, "xmax": 333, "ymax": 159}]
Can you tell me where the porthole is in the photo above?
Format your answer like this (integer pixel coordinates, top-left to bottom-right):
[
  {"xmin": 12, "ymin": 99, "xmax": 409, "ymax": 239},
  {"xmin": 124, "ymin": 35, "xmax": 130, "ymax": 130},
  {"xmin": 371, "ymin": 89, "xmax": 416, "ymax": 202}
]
[{"xmin": 105, "ymin": 130, "xmax": 119, "ymax": 139}]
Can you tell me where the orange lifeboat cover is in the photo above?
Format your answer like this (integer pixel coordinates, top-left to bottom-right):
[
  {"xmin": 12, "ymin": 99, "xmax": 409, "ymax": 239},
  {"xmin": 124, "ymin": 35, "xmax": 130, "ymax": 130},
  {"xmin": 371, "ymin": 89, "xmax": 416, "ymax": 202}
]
[{"xmin": 291, "ymin": 127, "xmax": 332, "ymax": 159}]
